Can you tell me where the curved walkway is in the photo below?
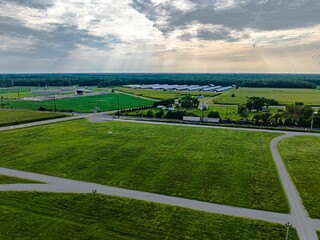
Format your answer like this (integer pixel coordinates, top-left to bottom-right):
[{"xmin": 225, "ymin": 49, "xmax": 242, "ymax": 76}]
[
  {"xmin": 0, "ymin": 117, "xmax": 320, "ymax": 239},
  {"xmin": 271, "ymin": 134, "xmax": 319, "ymax": 240}
]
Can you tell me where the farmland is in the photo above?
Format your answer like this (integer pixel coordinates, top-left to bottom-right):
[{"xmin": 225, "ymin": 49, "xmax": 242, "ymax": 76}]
[
  {"xmin": 278, "ymin": 136, "xmax": 320, "ymax": 218},
  {"xmin": 0, "ymin": 192, "xmax": 298, "ymax": 240},
  {"xmin": 0, "ymin": 120, "xmax": 288, "ymax": 212},
  {"xmin": 213, "ymin": 88, "xmax": 320, "ymax": 105},
  {"xmin": 116, "ymin": 87, "xmax": 221, "ymax": 100},
  {"xmin": 5, "ymin": 93, "xmax": 154, "ymax": 113},
  {"xmin": 0, "ymin": 110, "xmax": 66, "ymax": 127}
]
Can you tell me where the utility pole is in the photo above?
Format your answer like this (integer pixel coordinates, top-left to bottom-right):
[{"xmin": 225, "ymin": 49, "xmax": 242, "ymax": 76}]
[
  {"xmin": 117, "ymin": 94, "xmax": 120, "ymax": 118},
  {"xmin": 285, "ymin": 222, "xmax": 292, "ymax": 240},
  {"xmin": 1, "ymin": 96, "xmax": 3, "ymax": 109},
  {"xmin": 53, "ymin": 92, "xmax": 57, "ymax": 112},
  {"xmin": 92, "ymin": 190, "xmax": 97, "ymax": 223}
]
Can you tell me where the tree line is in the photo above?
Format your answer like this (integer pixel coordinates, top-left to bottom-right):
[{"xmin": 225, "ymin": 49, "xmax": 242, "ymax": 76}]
[{"xmin": 1, "ymin": 73, "xmax": 319, "ymax": 89}]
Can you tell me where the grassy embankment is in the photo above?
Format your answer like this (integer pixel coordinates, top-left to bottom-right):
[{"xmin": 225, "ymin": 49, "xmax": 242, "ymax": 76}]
[
  {"xmin": 5, "ymin": 94, "xmax": 154, "ymax": 113},
  {"xmin": 0, "ymin": 120, "xmax": 288, "ymax": 213},
  {"xmin": 0, "ymin": 110, "xmax": 66, "ymax": 127},
  {"xmin": 0, "ymin": 192, "xmax": 298, "ymax": 240},
  {"xmin": 279, "ymin": 136, "xmax": 320, "ymax": 218}
]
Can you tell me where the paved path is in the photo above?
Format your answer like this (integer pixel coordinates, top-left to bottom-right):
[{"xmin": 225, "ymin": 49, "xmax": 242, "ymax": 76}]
[
  {"xmin": 271, "ymin": 134, "xmax": 319, "ymax": 240},
  {"xmin": 1, "ymin": 114, "xmax": 320, "ymax": 239},
  {"xmin": 0, "ymin": 167, "xmax": 292, "ymax": 225}
]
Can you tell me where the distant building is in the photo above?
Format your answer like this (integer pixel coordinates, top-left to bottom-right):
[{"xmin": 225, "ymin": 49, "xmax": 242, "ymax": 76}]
[{"xmin": 76, "ymin": 89, "xmax": 84, "ymax": 95}]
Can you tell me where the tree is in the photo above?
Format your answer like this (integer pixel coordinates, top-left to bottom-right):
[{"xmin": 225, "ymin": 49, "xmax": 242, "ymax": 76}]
[
  {"xmin": 146, "ymin": 110, "xmax": 154, "ymax": 118},
  {"xmin": 155, "ymin": 110, "xmax": 164, "ymax": 118},
  {"xmin": 208, "ymin": 111, "xmax": 220, "ymax": 118},
  {"xmin": 246, "ymin": 96, "xmax": 279, "ymax": 111},
  {"xmin": 179, "ymin": 95, "xmax": 199, "ymax": 109}
]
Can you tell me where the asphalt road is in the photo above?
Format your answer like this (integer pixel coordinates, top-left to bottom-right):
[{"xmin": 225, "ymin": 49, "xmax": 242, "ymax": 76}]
[{"xmin": 0, "ymin": 114, "xmax": 320, "ymax": 239}]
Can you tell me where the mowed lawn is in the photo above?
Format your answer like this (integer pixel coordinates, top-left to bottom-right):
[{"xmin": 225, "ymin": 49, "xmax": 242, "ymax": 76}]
[
  {"xmin": 0, "ymin": 192, "xmax": 298, "ymax": 240},
  {"xmin": 0, "ymin": 120, "xmax": 288, "ymax": 212},
  {"xmin": 0, "ymin": 175, "xmax": 40, "ymax": 184},
  {"xmin": 213, "ymin": 88, "xmax": 320, "ymax": 105},
  {"xmin": 7, "ymin": 93, "xmax": 154, "ymax": 112},
  {"xmin": 0, "ymin": 110, "xmax": 66, "ymax": 127},
  {"xmin": 278, "ymin": 136, "xmax": 320, "ymax": 218}
]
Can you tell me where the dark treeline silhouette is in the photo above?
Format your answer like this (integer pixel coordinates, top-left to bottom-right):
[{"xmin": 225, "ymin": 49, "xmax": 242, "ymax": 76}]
[{"xmin": 0, "ymin": 73, "xmax": 319, "ymax": 89}]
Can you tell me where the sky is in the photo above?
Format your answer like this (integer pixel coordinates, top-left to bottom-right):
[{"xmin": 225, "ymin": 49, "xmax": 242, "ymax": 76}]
[{"xmin": 0, "ymin": 0, "xmax": 319, "ymax": 73}]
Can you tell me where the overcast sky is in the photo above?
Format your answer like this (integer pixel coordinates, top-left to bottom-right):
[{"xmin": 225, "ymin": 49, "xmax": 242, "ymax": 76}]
[{"xmin": 0, "ymin": 0, "xmax": 319, "ymax": 73}]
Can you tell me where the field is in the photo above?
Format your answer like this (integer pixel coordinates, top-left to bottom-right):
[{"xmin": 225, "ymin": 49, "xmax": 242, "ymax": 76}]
[
  {"xmin": 0, "ymin": 175, "xmax": 40, "ymax": 184},
  {"xmin": 0, "ymin": 192, "xmax": 298, "ymax": 240},
  {"xmin": 0, "ymin": 110, "xmax": 66, "ymax": 127},
  {"xmin": 5, "ymin": 93, "xmax": 154, "ymax": 112},
  {"xmin": 116, "ymin": 87, "xmax": 221, "ymax": 100},
  {"xmin": 213, "ymin": 88, "xmax": 320, "ymax": 105},
  {"xmin": 278, "ymin": 136, "xmax": 320, "ymax": 218},
  {"xmin": 0, "ymin": 120, "xmax": 288, "ymax": 212}
]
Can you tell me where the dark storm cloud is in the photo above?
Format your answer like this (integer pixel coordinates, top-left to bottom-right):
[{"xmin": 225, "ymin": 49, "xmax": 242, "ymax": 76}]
[
  {"xmin": 179, "ymin": 27, "xmax": 239, "ymax": 42},
  {"xmin": 0, "ymin": 16, "xmax": 116, "ymax": 58},
  {"xmin": 131, "ymin": 0, "xmax": 320, "ymax": 34}
]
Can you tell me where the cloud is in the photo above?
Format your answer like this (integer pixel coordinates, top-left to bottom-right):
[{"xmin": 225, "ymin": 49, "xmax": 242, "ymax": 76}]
[{"xmin": 0, "ymin": 0, "xmax": 320, "ymax": 73}]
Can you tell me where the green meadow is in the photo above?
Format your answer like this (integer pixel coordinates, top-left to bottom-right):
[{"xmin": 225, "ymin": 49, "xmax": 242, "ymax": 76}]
[
  {"xmin": 213, "ymin": 88, "xmax": 320, "ymax": 105},
  {"xmin": 6, "ymin": 93, "xmax": 154, "ymax": 112},
  {"xmin": 0, "ymin": 192, "xmax": 298, "ymax": 240},
  {"xmin": 0, "ymin": 110, "xmax": 66, "ymax": 127},
  {"xmin": 279, "ymin": 136, "xmax": 320, "ymax": 218},
  {"xmin": 0, "ymin": 120, "xmax": 288, "ymax": 212}
]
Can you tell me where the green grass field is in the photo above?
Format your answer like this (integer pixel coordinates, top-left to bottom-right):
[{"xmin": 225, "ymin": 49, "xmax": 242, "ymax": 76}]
[
  {"xmin": 278, "ymin": 136, "xmax": 320, "ymax": 218},
  {"xmin": 0, "ymin": 110, "xmax": 66, "ymax": 127},
  {"xmin": 0, "ymin": 192, "xmax": 297, "ymax": 240},
  {"xmin": 116, "ymin": 87, "xmax": 221, "ymax": 100},
  {"xmin": 214, "ymin": 88, "xmax": 320, "ymax": 105},
  {"xmin": 0, "ymin": 175, "xmax": 40, "ymax": 184},
  {"xmin": 5, "ymin": 93, "xmax": 154, "ymax": 112},
  {"xmin": 0, "ymin": 120, "xmax": 288, "ymax": 212}
]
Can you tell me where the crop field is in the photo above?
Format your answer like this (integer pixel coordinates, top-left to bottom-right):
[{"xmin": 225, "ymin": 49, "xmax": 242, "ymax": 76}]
[
  {"xmin": 0, "ymin": 192, "xmax": 297, "ymax": 240},
  {"xmin": 278, "ymin": 136, "xmax": 320, "ymax": 218},
  {"xmin": 0, "ymin": 110, "xmax": 66, "ymax": 127},
  {"xmin": 0, "ymin": 120, "xmax": 288, "ymax": 212},
  {"xmin": 116, "ymin": 87, "xmax": 221, "ymax": 100},
  {"xmin": 213, "ymin": 88, "xmax": 320, "ymax": 105},
  {"xmin": 0, "ymin": 175, "xmax": 40, "ymax": 184},
  {"xmin": 5, "ymin": 93, "xmax": 154, "ymax": 112}
]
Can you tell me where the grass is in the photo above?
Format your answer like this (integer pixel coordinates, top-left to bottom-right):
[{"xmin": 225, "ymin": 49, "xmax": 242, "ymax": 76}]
[
  {"xmin": 0, "ymin": 110, "xmax": 66, "ymax": 127},
  {"xmin": 0, "ymin": 120, "xmax": 288, "ymax": 212},
  {"xmin": 0, "ymin": 192, "xmax": 298, "ymax": 240},
  {"xmin": 213, "ymin": 88, "xmax": 320, "ymax": 105},
  {"xmin": 116, "ymin": 87, "xmax": 221, "ymax": 100},
  {"xmin": 5, "ymin": 93, "xmax": 154, "ymax": 113},
  {"xmin": 0, "ymin": 175, "xmax": 40, "ymax": 184},
  {"xmin": 278, "ymin": 136, "xmax": 320, "ymax": 218}
]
